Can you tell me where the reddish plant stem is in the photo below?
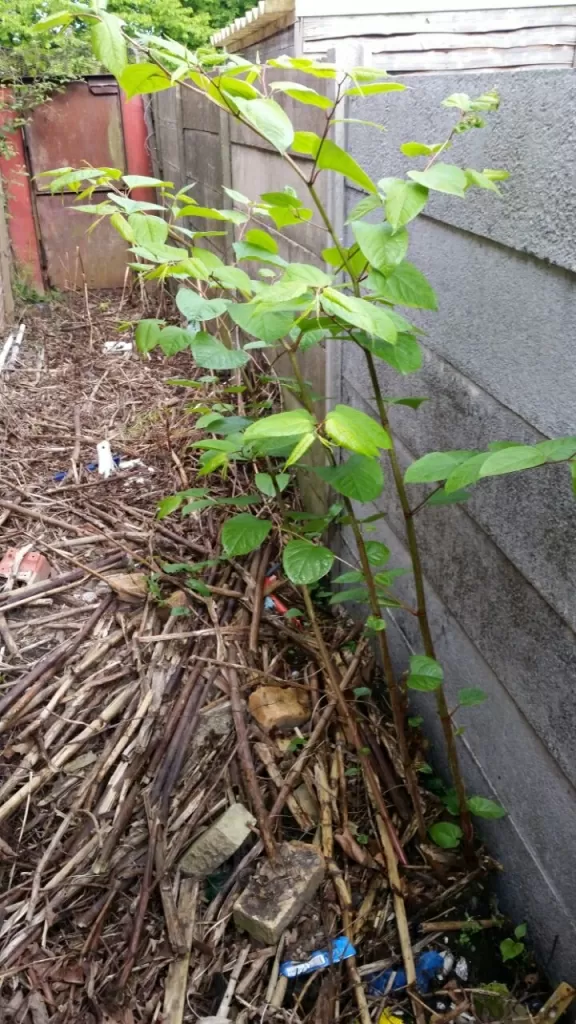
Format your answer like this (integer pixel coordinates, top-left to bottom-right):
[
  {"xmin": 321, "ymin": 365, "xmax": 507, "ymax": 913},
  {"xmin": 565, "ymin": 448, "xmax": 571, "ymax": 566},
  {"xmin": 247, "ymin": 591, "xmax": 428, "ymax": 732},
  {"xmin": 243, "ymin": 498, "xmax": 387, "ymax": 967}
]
[
  {"xmin": 363, "ymin": 351, "xmax": 475, "ymax": 857},
  {"xmin": 284, "ymin": 344, "xmax": 426, "ymax": 839}
]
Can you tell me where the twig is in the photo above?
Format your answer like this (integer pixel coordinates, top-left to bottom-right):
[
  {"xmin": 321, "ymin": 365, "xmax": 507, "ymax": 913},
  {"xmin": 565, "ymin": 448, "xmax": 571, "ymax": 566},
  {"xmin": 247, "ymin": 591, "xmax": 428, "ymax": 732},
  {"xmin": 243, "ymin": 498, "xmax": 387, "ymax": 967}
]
[
  {"xmin": 162, "ymin": 880, "xmax": 199, "ymax": 1024},
  {"xmin": 226, "ymin": 658, "xmax": 276, "ymax": 859}
]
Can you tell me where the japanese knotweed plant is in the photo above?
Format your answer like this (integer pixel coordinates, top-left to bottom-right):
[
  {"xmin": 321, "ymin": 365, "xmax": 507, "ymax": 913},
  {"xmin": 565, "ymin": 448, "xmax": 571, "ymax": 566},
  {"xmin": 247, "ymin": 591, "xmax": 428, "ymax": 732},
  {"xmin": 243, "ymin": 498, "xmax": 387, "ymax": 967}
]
[{"xmin": 39, "ymin": 6, "xmax": 576, "ymax": 858}]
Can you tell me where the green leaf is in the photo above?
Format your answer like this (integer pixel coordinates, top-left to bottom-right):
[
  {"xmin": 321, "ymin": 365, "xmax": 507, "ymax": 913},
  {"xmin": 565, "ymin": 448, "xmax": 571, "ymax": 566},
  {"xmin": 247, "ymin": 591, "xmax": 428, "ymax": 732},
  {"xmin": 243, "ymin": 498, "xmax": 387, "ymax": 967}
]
[
  {"xmin": 212, "ymin": 266, "xmax": 253, "ymax": 293},
  {"xmin": 244, "ymin": 409, "xmax": 315, "ymax": 441},
  {"xmin": 478, "ymin": 446, "xmax": 547, "ymax": 479},
  {"xmin": 245, "ymin": 228, "xmax": 278, "ymax": 253},
  {"xmin": 334, "ymin": 571, "xmax": 364, "ymax": 584},
  {"xmin": 269, "ymin": 81, "xmax": 332, "ymax": 110},
  {"xmin": 158, "ymin": 327, "xmax": 192, "ymax": 356},
  {"xmin": 467, "ymin": 796, "xmax": 507, "ymax": 819},
  {"xmin": 284, "ymin": 263, "xmax": 332, "ymax": 288},
  {"xmin": 34, "ymin": 10, "xmax": 74, "ymax": 31},
  {"xmin": 346, "ymin": 193, "xmax": 383, "ymax": 223},
  {"xmin": 352, "ymin": 222, "xmax": 408, "ymax": 275},
  {"xmin": 515, "ymin": 923, "xmax": 527, "ymax": 939},
  {"xmin": 135, "ymin": 318, "xmax": 162, "ymax": 353},
  {"xmin": 329, "ymin": 587, "xmax": 370, "ymax": 605},
  {"xmin": 365, "ymin": 541, "xmax": 390, "ymax": 565},
  {"xmin": 314, "ymin": 454, "xmax": 384, "ymax": 502},
  {"xmin": 124, "ymin": 174, "xmax": 173, "ymax": 189},
  {"xmin": 292, "ymin": 133, "xmax": 376, "ymax": 193},
  {"xmin": 157, "ymin": 494, "xmax": 183, "ymax": 519},
  {"xmin": 228, "ymin": 303, "xmax": 295, "ymax": 342},
  {"xmin": 234, "ymin": 97, "xmax": 294, "ymax": 153},
  {"xmin": 176, "ymin": 288, "xmax": 227, "ymax": 323},
  {"xmin": 221, "ymin": 514, "xmax": 273, "ymax": 556},
  {"xmin": 119, "ymin": 63, "xmax": 173, "ymax": 100},
  {"xmin": 409, "ymin": 163, "xmax": 468, "ymax": 198},
  {"xmin": 354, "ymin": 686, "xmax": 372, "ymax": 697},
  {"xmin": 535, "ymin": 437, "xmax": 576, "ymax": 462},
  {"xmin": 405, "ymin": 451, "xmax": 476, "ymax": 484},
  {"xmin": 285, "ymin": 432, "xmax": 315, "ymax": 467},
  {"xmin": 426, "ymin": 487, "xmax": 471, "ymax": 507},
  {"xmin": 190, "ymin": 332, "xmax": 249, "ymax": 370},
  {"xmin": 110, "ymin": 211, "xmax": 134, "ymax": 243},
  {"xmin": 322, "ymin": 289, "xmax": 397, "ymax": 343},
  {"xmin": 325, "ymin": 405, "xmax": 391, "ymax": 457},
  {"xmin": 483, "ymin": 168, "xmax": 510, "ymax": 182},
  {"xmin": 358, "ymin": 331, "xmax": 423, "ymax": 376},
  {"xmin": 179, "ymin": 206, "xmax": 247, "ymax": 224},
  {"xmin": 429, "ymin": 822, "xmax": 462, "ymax": 849},
  {"xmin": 389, "ymin": 397, "xmax": 428, "ymax": 409},
  {"xmin": 233, "ymin": 241, "xmax": 287, "ymax": 268},
  {"xmin": 407, "ymin": 655, "xmax": 443, "ymax": 692},
  {"xmin": 91, "ymin": 12, "xmax": 128, "ymax": 79},
  {"xmin": 384, "ymin": 180, "xmax": 428, "ymax": 230},
  {"xmin": 255, "ymin": 472, "xmax": 290, "ymax": 497},
  {"xmin": 465, "ymin": 168, "xmax": 501, "ymax": 194},
  {"xmin": 345, "ymin": 82, "xmax": 405, "ymax": 97},
  {"xmin": 442, "ymin": 92, "xmax": 471, "ymax": 111},
  {"xmin": 408, "ymin": 715, "xmax": 423, "ymax": 727},
  {"xmin": 365, "ymin": 615, "xmax": 387, "ymax": 631},
  {"xmin": 458, "ymin": 687, "xmax": 488, "ymax": 707},
  {"xmin": 369, "ymin": 262, "xmax": 437, "ymax": 310},
  {"xmin": 401, "ymin": 142, "xmax": 445, "ymax": 157},
  {"xmin": 500, "ymin": 939, "xmax": 524, "ymax": 963},
  {"xmin": 444, "ymin": 452, "xmax": 489, "ymax": 493},
  {"xmin": 268, "ymin": 56, "xmax": 337, "ymax": 80},
  {"xmin": 283, "ymin": 540, "xmax": 334, "ymax": 585},
  {"xmin": 128, "ymin": 213, "xmax": 168, "ymax": 247}
]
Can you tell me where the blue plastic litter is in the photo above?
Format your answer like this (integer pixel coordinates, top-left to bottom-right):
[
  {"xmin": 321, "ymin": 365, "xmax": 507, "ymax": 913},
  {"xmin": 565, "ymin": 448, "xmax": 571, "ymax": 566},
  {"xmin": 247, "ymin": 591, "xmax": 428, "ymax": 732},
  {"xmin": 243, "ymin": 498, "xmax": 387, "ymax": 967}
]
[
  {"xmin": 53, "ymin": 454, "xmax": 122, "ymax": 483},
  {"xmin": 280, "ymin": 936, "xmax": 356, "ymax": 978},
  {"xmin": 368, "ymin": 950, "xmax": 446, "ymax": 995}
]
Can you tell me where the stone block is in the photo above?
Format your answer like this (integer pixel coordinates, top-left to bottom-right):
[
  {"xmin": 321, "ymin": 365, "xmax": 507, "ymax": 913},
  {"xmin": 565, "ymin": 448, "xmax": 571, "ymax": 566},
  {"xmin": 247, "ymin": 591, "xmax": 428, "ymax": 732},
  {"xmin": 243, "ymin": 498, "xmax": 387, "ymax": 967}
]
[
  {"xmin": 248, "ymin": 686, "xmax": 310, "ymax": 732},
  {"xmin": 233, "ymin": 841, "xmax": 325, "ymax": 944},
  {"xmin": 179, "ymin": 803, "xmax": 255, "ymax": 878}
]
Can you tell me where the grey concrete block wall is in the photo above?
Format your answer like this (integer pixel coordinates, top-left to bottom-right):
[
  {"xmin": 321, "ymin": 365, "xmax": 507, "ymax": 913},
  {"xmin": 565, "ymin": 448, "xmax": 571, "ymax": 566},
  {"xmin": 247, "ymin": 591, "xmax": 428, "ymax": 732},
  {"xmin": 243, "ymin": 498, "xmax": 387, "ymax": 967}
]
[{"xmin": 340, "ymin": 67, "xmax": 576, "ymax": 985}]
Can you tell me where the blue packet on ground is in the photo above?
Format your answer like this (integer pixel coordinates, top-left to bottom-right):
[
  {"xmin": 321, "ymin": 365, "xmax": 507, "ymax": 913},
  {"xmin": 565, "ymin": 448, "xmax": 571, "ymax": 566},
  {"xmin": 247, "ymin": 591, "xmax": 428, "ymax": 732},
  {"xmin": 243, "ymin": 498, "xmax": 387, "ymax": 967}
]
[
  {"xmin": 280, "ymin": 936, "xmax": 356, "ymax": 978},
  {"xmin": 368, "ymin": 950, "xmax": 446, "ymax": 995}
]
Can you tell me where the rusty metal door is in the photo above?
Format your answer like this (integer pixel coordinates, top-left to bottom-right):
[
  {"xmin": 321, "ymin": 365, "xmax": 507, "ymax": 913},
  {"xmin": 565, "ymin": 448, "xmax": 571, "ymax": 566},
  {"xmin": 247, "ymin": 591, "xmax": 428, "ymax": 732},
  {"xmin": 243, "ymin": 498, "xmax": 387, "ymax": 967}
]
[{"xmin": 26, "ymin": 78, "xmax": 129, "ymax": 290}]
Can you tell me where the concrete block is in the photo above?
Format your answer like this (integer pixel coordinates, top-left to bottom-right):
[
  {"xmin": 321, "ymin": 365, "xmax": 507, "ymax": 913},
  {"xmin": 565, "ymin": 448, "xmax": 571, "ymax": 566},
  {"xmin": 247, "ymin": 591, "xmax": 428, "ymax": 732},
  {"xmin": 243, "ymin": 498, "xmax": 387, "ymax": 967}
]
[
  {"xmin": 248, "ymin": 686, "xmax": 310, "ymax": 732},
  {"xmin": 350, "ymin": 69, "xmax": 576, "ymax": 272},
  {"xmin": 341, "ymin": 339, "xmax": 576, "ymax": 633},
  {"xmin": 233, "ymin": 841, "xmax": 325, "ymax": 944},
  {"xmin": 179, "ymin": 803, "xmax": 255, "ymax": 878}
]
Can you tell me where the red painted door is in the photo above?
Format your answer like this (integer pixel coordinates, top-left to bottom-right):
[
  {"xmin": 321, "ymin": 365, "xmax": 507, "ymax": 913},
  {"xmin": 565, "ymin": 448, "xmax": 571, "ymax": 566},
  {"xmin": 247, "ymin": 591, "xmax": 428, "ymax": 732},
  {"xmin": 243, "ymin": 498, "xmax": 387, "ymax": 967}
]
[{"xmin": 26, "ymin": 77, "xmax": 130, "ymax": 289}]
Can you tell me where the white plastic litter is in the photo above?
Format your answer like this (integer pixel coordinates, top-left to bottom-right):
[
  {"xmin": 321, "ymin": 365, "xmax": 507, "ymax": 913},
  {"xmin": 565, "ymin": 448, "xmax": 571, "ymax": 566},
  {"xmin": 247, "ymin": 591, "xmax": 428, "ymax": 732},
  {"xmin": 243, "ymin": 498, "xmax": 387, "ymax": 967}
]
[
  {"xmin": 454, "ymin": 956, "xmax": 469, "ymax": 982},
  {"xmin": 0, "ymin": 323, "xmax": 26, "ymax": 374},
  {"xmin": 103, "ymin": 341, "xmax": 133, "ymax": 354},
  {"xmin": 97, "ymin": 440, "xmax": 117, "ymax": 478}
]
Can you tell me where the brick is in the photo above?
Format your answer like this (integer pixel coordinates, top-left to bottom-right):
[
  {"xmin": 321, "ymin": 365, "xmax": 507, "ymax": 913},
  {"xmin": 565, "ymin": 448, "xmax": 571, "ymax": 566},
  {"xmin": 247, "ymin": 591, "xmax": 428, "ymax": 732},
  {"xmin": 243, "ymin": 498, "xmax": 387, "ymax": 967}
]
[
  {"xmin": 179, "ymin": 803, "xmax": 255, "ymax": 879},
  {"xmin": 0, "ymin": 548, "xmax": 52, "ymax": 585},
  {"xmin": 233, "ymin": 841, "xmax": 325, "ymax": 944},
  {"xmin": 248, "ymin": 686, "xmax": 310, "ymax": 732}
]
